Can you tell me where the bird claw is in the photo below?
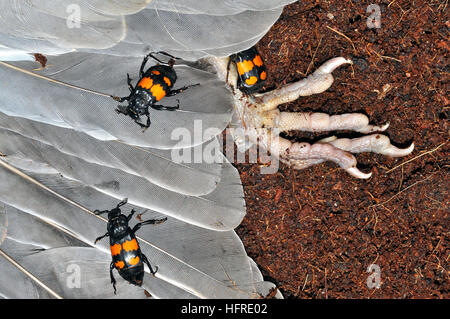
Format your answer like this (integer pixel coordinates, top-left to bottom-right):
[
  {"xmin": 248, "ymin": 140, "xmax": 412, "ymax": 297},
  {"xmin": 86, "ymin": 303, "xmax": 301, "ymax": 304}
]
[{"xmin": 209, "ymin": 55, "xmax": 414, "ymax": 178}]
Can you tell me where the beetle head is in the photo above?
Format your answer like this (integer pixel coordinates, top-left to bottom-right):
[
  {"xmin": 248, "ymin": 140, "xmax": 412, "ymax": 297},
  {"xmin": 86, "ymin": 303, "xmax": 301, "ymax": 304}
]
[
  {"xmin": 95, "ymin": 198, "xmax": 128, "ymax": 221},
  {"xmin": 106, "ymin": 206, "xmax": 122, "ymax": 220}
]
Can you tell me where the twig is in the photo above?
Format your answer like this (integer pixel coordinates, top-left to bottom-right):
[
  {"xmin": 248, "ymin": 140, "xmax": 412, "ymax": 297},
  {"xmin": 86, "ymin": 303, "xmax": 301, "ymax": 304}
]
[
  {"xmin": 369, "ymin": 170, "xmax": 440, "ymax": 208},
  {"xmin": 425, "ymin": 194, "xmax": 446, "ymax": 206},
  {"xmin": 398, "ymin": 165, "xmax": 404, "ymax": 192},
  {"xmin": 380, "ymin": 55, "xmax": 402, "ymax": 63},
  {"xmin": 302, "ymin": 273, "xmax": 309, "ymax": 291},
  {"xmin": 385, "ymin": 141, "xmax": 447, "ymax": 173},
  {"xmin": 219, "ymin": 262, "xmax": 258, "ymax": 298},
  {"xmin": 366, "ymin": 44, "xmax": 402, "ymax": 63},
  {"xmin": 0, "ymin": 61, "xmax": 114, "ymax": 99},
  {"xmin": 326, "ymin": 26, "xmax": 357, "ymax": 54},
  {"xmin": 306, "ymin": 36, "xmax": 323, "ymax": 75},
  {"xmin": 387, "ymin": 0, "xmax": 397, "ymax": 8}
]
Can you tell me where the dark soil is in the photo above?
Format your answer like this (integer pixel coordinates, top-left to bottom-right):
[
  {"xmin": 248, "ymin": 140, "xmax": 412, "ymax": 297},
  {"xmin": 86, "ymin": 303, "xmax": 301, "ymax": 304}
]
[{"xmin": 234, "ymin": 0, "xmax": 449, "ymax": 299}]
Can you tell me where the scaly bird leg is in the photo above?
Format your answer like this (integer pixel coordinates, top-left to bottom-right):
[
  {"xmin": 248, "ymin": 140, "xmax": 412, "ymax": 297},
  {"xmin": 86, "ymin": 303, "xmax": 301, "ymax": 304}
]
[
  {"xmin": 207, "ymin": 55, "xmax": 414, "ymax": 179},
  {"xmin": 253, "ymin": 57, "xmax": 353, "ymax": 112},
  {"xmin": 288, "ymin": 134, "xmax": 415, "ymax": 171}
]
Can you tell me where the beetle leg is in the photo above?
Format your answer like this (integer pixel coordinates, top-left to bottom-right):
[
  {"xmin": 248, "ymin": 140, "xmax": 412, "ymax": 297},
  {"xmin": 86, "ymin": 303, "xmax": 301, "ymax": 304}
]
[
  {"xmin": 150, "ymin": 100, "xmax": 180, "ymax": 111},
  {"xmin": 149, "ymin": 51, "xmax": 179, "ymax": 67},
  {"xmin": 112, "ymin": 95, "xmax": 130, "ymax": 103},
  {"xmin": 139, "ymin": 54, "xmax": 151, "ymax": 78},
  {"xmin": 225, "ymin": 57, "xmax": 232, "ymax": 86},
  {"xmin": 127, "ymin": 73, "xmax": 134, "ymax": 92},
  {"xmin": 110, "ymin": 262, "xmax": 117, "ymax": 294},
  {"xmin": 131, "ymin": 217, "xmax": 167, "ymax": 234},
  {"xmin": 94, "ymin": 232, "xmax": 109, "ymax": 244},
  {"xmin": 133, "ymin": 117, "xmax": 149, "ymax": 130},
  {"xmin": 112, "ymin": 75, "xmax": 135, "ymax": 102},
  {"xmin": 151, "ymin": 51, "xmax": 179, "ymax": 60},
  {"xmin": 133, "ymin": 114, "xmax": 151, "ymax": 132},
  {"xmin": 115, "ymin": 105, "xmax": 129, "ymax": 116},
  {"xmin": 166, "ymin": 83, "xmax": 200, "ymax": 97},
  {"xmin": 131, "ymin": 223, "xmax": 142, "ymax": 233},
  {"xmin": 126, "ymin": 209, "xmax": 135, "ymax": 222},
  {"xmin": 141, "ymin": 253, "xmax": 158, "ymax": 276}
]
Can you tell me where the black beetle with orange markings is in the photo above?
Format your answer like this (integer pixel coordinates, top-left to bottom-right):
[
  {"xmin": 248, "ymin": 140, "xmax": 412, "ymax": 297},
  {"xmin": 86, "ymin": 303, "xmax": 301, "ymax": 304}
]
[
  {"xmin": 94, "ymin": 198, "xmax": 167, "ymax": 294},
  {"xmin": 228, "ymin": 46, "xmax": 267, "ymax": 94},
  {"xmin": 113, "ymin": 52, "xmax": 199, "ymax": 131}
]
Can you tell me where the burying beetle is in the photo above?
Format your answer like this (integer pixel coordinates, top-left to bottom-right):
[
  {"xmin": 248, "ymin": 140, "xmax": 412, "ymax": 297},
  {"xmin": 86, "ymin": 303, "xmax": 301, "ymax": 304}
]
[
  {"xmin": 113, "ymin": 52, "xmax": 199, "ymax": 131},
  {"xmin": 227, "ymin": 46, "xmax": 267, "ymax": 94},
  {"xmin": 94, "ymin": 198, "xmax": 167, "ymax": 294}
]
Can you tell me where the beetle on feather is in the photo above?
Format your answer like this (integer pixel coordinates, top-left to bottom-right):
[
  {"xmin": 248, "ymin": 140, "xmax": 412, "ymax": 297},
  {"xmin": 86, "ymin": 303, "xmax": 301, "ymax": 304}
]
[
  {"xmin": 94, "ymin": 198, "xmax": 167, "ymax": 294},
  {"xmin": 113, "ymin": 52, "xmax": 199, "ymax": 131}
]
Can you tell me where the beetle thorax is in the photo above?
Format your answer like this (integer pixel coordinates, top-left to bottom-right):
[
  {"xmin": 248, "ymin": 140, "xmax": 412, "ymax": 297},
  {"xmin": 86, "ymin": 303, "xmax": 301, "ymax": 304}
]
[
  {"xmin": 107, "ymin": 215, "xmax": 128, "ymax": 238},
  {"xmin": 130, "ymin": 89, "xmax": 153, "ymax": 115}
]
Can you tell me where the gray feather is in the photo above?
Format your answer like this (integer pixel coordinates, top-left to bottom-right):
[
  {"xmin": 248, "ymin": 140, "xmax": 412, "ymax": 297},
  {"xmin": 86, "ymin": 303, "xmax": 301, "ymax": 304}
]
[
  {"xmin": 0, "ymin": 166, "xmax": 261, "ymax": 298},
  {"xmin": 152, "ymin": 0, "xmax": 297, "ymax": 15},
  {"xmin": 0, "ymin": 130, "xmax": 244, "ymax": 230},
  {"xmin": 0, "ymin": 0, "xmax": 291, "ymax": 299},
  {"xmin": 0, "ymin": 112, "xmax": 223, "ymax": 196},
  {"xmin": 0, "ymin": 55, "xmax": 232, "ymax": 149}
]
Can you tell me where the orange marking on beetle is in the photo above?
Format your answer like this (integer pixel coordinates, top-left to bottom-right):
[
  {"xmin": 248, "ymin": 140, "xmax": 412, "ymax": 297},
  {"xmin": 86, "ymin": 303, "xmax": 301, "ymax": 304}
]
[
  {"xmin": 260, "ymin": 71, "xmax": 267, "ymax": 80},
  {"xmin": 151, "ymin": 70, "xmax": 161, "ymax": 75},
  {"xmin": 163, "ymin": 76, "xmax": 171, "ymax": 86},
  {"xmin": 150, "ymin": 84, "xmax": 166, "ymax": 101},
  {"xmin": 245, "ymin": 76, "xmax": 258, "ymax": 86},
  {"xmin": 129, "ymin": 256, "xmax": 140, "ymax": 266},
  {"xmin": 237, "ymin": 60, "xmax": 254, "ymax": 75},
  {"xmin": 137, "ymin": 77, "xmax": 153, "ymax": 90},
  {"xmin": 253, "ymin": 55, "xmax": 263, "ymax": 67},
  {"xmin": 115, "ymin": 261, "xmax": 125, "ymax": 269},
  {"xmin": 122, "ymin": 239, "xmax": 139, "ymax": 252},
  {"xmin": 110, "ymin": 244, "xmax": 122, "ymax": 256}
]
